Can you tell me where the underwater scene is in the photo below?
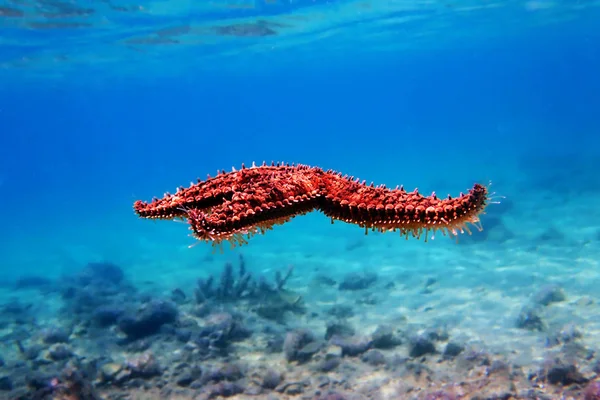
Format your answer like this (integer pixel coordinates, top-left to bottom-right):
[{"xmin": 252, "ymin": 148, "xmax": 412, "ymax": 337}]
[{"xmin": 2, "ymin": 0, "xmax": 600, "ymax": 399}]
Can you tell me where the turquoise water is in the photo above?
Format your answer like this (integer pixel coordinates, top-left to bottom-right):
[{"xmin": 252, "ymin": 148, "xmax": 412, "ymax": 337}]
[{"xmin": 1, "ymin": 1, "xmax": 600, "ymax": 399}]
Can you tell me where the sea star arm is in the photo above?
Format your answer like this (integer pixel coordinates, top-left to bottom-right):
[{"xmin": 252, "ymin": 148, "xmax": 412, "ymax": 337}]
[
  {"xmin": 318, "ymin": 172, "xmax": 487, "ymax": 239},
  {"xmin": 133, "ymin": 175, "xmax": 236, "ymax": 220}
]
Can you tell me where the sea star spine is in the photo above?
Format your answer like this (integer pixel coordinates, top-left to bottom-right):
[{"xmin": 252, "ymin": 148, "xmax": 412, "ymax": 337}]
[{"xmin": 133, "ymin": 162, "xmax": 488, "ymax": 248}]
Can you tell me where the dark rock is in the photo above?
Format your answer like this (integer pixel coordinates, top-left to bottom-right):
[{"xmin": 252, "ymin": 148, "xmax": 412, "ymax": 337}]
[
  {"xmin": 24, "ymin": 344, "xmax": 43, "ymax": 360},
  {"xmin": 176, "ymin": 373, "xmax": 195, "ymax": 387},
  {"xmin": 0, "ymin": 376, "xmax": 12, "ymax": 391},
  {"xmin": 27, "ymin": 372, "xmax": 53, "ymax": 390},
  {"xmin": 424, "ymin": 327, "xmax": 449, "ymax": 342},
  {"xmin": 338, "ymin": 272, "xmax": 378, "ymax": 291},
  {"xmin": 516, "ymin": 305, "xmax": 545, "ymax": 331},
  {"xmin": 266, "ymin": 335, "xmax": 284, "ymax": 353},
  {"xmin": 261, "ymin": 370, "xmax": 282, "ymax": 389},
  {"xmin": 14, "ymin": 276, "xmax": 53, "ymax": 290},
  {"xmin": 316, "ymin": 375, "xmax": 330, "ymax": 388},
  {"xmin": 203, "ymin": 381, "xmax": 244, "ymax": 397},
  {"xmin": 118, "ymin": 300, "xmax": 178, "ymax": 340},
  {"xmin": 361, "ymin": 349, "xmax": 386, "ymax": 366},
  {"xmin": 42, "ymin": 326, "xmax": 70, "ymax": 344},
  {"xmin": 318, "ymin": 357, "xmax": 341, "ymax": 372},
  {"xmin": 371, "ymin": 325, "xmax": 402, "ymax": 349},
  {"xmin": 92, "ymin": 305, "xmax": 124, "ymax": 327},
  {"xmin": 78, "ymin": 261, "xmax": 125, "ymax": 286},
  {"xmin": 48, "ymin": 344, "xmax": 73, "ymax": 361},
  {"xmin": 533, "ymin": 284, "xmax": 566, "ymax": 306},
  {"xmin": 329, "ymin": 336, "xmax": 372, "ymax": 357},
  {"xmin": 317, "ymin": 392, "xmax": 347, "ymax": 400},
  {"xmin": 327, "ymin": 305, "xmax": 354, "ymax": 319},
  {"xmin": 171, "ymin": 288, "xmax": 187, "ymax": 304},
  {"xmin": 176, "ymin": 329, "xmax": 192, "ymax": 343},
  {"xmin": 283, "ymin": 329, "xmax": 316, "ymax": 362},
  {"xmin": 193, "ymin": 303, "xmax": 212, "ymax": 318},
  {"xmin": 545, "ymin": 362, "xmax": 587, "ymax": 386},
  {"xmin": 443, "ymin": 342, "xmax": 464, "ymax": 359},
  {"xmin": 205, "ymin": 363, "xmax": 243, "ymax": 383},
  {"xmin": 1, "ymin": 299, "xmax": 32, "ymax": 315},
  {"xmin": 285, "ymin": 383, "xmax": 304, "ymax": 395},
  {"xmin": 297, "ymin": 341, "xmax": 323, "ymax": 362},
  {"xmin": 409, "ymin": 335, "xmax": 436, "ymax": 358},
  {"xmin": 325, "ymin": 321, "xmax": 355, "ymax": 340}
]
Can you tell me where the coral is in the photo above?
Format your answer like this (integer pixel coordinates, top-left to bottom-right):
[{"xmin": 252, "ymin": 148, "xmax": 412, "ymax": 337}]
[
  {"xmin": 133, "ymin": 162, "xmax": 488, "ymax": 248},
  {"xmin": 194, "ymin": 255, "xmax": 305, "ymax": 321}
]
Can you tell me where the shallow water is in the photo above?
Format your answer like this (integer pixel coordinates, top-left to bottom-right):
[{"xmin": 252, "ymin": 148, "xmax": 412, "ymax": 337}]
[{"xmin": 1, "ymin": 0, "xmax": 600, "ymax": 399}]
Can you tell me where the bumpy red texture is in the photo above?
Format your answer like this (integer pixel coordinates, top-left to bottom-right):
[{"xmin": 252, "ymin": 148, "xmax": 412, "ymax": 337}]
[{"xmin": 133, "ymin": 162, "xmax": 488, "ymax": 248}]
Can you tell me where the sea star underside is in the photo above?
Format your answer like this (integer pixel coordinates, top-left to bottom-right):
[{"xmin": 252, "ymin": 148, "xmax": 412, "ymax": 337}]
[{"xmin": 133, "ymin": 162, "xmax": 489, "ymax": 248}]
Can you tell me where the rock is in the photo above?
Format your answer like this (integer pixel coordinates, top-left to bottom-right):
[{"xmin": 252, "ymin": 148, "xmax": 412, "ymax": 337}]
[
  {"xmin": 176, "ymin": 372, "xmax": 195, "ymax": 387},
  {"xmin": 118, "ymin": 300, "xmax": 178, "ymax": 340},
  {"xmin": 338, "ymin": 272, "xmax": 378, "ymax": 291},
  {"xmin": 533, "ymin": 284, "xmax": 566, "ymax": 306},
  {"xmin": 14, "ymin": 276, "xmax": 53, "ymax": 290},
  {"xmin": 371, "ymin": 325, "xmax": 402, "ymax": 349},
  {"xmin": 409, "ymin": 335, "xmax": 436, "ymax": 358},
  {"xmin": 41, "ymin": 326, "xmax": 70, "ymax": 344},
  {"xmin": 545, "ymin": 362, "xmax": 587, "ymax": 386},
  {"xmin": 516, "ymin": 305, "xmax": 545, "ymax": 331},
  {"xmin": 0, "ymin": 376, "xmax": 12, "ymax": 391},
  {"xmin": 361, "ymin": 349, "xmax": 386, "ymax": 366},
  {"xmin": 443, "ymin": 342, "xmax": 464, "ymax": 359},
  {"xmin": 47, "ymin": 343, "xmax": 73, "ymax": 361},
  {"xmin": 285, "ymin": 383, "xmax": 304, "ymax": 395},
  {"xmin": 297, "ymin": 341, "xmax": 323, "ymax": 362},
  {"xmin": 318, "ymin": 356, "xmax": 341, "ymax": 372},
  {"xmin": 329, "ymin": 336, "xmax": 372, "ymax": 357},
  {"xmin": 92, "ymin": 305, "xmax": 124, "ymax": 327},
  {"xmin": 261, "ymin": 370, "xmax": 282, "ymax": 389},
  {"xmin": 78, "ymin": 261, "xmax": 125, "ymax": 286},
  {"xmin": 202, "ymin": 382, "xmax": 244, "ymax": 398},
  {"xmin": 283, "ymin": 329, "xmax": 316, "ymax": 362},
  {"xmin": 325, "ymin": 321, "xmax": 355, "ymax": 340},
  {"xmin": 206, "ymin": 363, "xmax": 243, "ymax": 382},
  {"xmin": 124, "ymin": 352, "xmax": 162, "ymax": 380},
  {"xmin": 327, "ymin": 305, "xmax": 354, "ymax": 319}
]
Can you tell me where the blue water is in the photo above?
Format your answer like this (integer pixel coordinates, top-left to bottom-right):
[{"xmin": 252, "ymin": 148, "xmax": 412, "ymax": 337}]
[{"xmin": 1, "ymin": 0, "xmax": 600, "ymax": 398}]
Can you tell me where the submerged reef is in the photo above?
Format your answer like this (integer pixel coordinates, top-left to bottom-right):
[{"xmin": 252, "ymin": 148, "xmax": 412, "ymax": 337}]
[
  {"xmin": 133, "ymin": 162, "xmax": 488, "ymax": 249},
  {"xmin": 1, "ymin": 255, "xmax": 599, "ymax": 400}
]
